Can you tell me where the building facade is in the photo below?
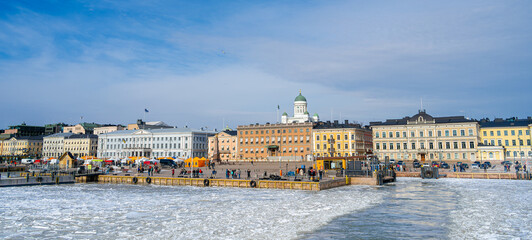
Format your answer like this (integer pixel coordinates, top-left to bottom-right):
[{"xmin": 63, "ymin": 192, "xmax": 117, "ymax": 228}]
[
  {"xmin": 370, "ymin": 110, "xmax": 480, "ymax": 162},
  {"xmin": 94, "ymin": 125, "xmax": 125, "ymax": 135},
  {"xmin": 208, "ymin": 130, "xmax": 238, "ymax": 161},
  {"xmin": 64, "ymin": 134, "xmax": 99, "ymax": 158},
  {"xmin": 312, "ymin": 120, "xmax": 373, "ymax": 158},
  {"xmin": 43, "ymin": 133, "xmax": 74, "ymax": 159},
  {"xmin": 479, "ymin": 117, "xmax": 532, "ymax": 161},
  {"xmin": 45, "ymin": 123, "xmax": 68, "ymax": 135},
  {"xmin": 97, "ymin": 128, "xmax": 214, "ymax": 159},
  {"xmin": 0, "ymin": 136, "xmax": 43, "ymax": 159},
  {"xmin": 237, "ymin": 122, "xmax": 313, "ymax": 161},
  {"xmin": 281, "ymin": 91, "xmax": 319, "ymax": 124},
  {"xmin": 63, "ymin": 123, "xmax": 102, "ymax": 134},
  {"xmin": 3, "ymin": 123, "xmax": 45, "ymax": 137}
]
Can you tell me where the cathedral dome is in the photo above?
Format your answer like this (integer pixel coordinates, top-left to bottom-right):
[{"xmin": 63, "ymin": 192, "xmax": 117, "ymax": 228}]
[{"xmin": 294, "ymin": 93, "xmax": 307, "ymax": 102}]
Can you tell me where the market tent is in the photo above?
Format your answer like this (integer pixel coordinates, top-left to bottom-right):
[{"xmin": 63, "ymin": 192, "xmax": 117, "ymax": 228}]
[{"xmin": 184, "ymin": 157, "xmax": 207, "ymax": 168}]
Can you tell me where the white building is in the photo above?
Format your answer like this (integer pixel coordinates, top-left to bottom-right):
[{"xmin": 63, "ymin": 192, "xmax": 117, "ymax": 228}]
[
  {"xmin": 281, "ymin": 91, "xmax": 319, "ymax": 124},
  {"xmin": 97, "ymin": 128, "xmax": 215, "ymax": 159},
  {"xmin": 43, "ymin": 133, "xmax": 74, "ymax": 158}
]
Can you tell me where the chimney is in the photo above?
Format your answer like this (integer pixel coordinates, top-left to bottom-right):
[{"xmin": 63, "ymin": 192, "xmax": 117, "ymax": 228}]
[
  {"xmin": 334, "ymin": 120, "xmax": 339, "ymax": 125},
  {"xmin": 345, "ymin": 120, "xmax": 349, "ymax": 125}
]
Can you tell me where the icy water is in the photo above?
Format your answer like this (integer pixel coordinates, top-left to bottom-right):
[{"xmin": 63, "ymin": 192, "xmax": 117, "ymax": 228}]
[{"xmin": 0, "ymin": 178, "xmax": 530, "ymax": 240}]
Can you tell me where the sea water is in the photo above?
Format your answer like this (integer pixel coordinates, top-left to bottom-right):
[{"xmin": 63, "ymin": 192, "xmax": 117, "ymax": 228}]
[{"xmin": 0, "ymin": 178, "xmax": 530, "ymax": 239}]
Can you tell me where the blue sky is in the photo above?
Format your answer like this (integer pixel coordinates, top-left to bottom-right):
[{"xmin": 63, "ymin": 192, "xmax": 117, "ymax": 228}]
[{"xmin": 1, "ymin": 0, "xmax": 531, "ymax": 130}]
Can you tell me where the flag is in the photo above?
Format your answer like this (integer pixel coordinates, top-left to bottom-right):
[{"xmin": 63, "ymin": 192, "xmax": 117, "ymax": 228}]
[
  {"xmin": 122, "ymin": 139, "xmax": 126, "ymax": 143},
  {"xmin": 145, "ymin": 109, "xmax": 149, "ymax": 113}
]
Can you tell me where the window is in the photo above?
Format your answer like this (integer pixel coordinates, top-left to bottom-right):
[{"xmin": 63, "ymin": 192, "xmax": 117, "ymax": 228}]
[
  {"xmin": 505, "ymin": 140, "xmax": 509, "ymax": 146},
  {"xmin": 469, "ymin": 141, "xmax": 474, "ymax": 148},
  {"xmin": 428, "ymin": 131, "xmax": 433, "ymax": 137},
  {"xmin": 420, "ymin": 142, "xmax": 424, "ymax": 149},
  {"xmin": 389, "ymin": 132, "xmax": 393, "ymax": 138},
  {"xmin": 411, "ymin": 131, "xmax": 415, "ymax": 137},
  {"xmin": 382, "ymin": 132, "xmax": 386, "ymax": 138},
  {"xmin": 528, "ymin": 139, "xmax": 531, "ymax": 146},
  {"xmin": 483, "ymin": 131, "xmax": 487, "ymax": 136},
  {"xmin": 429, "ymin": 142, "xmax": 434, "ymax": 149},
  {"xmin": 376, "ymin": 143, "xmax": 380, "ymax": 150},
  {"xmin": 497, "ymin": 140, "xmax": 502, "ymax": 146},
  {"xmin": 411, "ymin": 143, "xmax": 416, "ymax": 149},
  {"xmin": 446, "ymin": 142, "xmax": 450, "ymax": 149},
  {"xmin": 403, "ymin": 143, "xmax": 407, "ymax": 149},
  {"xmin": 390, "ymin": 143, "xmax": 394, "ymax": 150},
  {"xmin": 419, "ymin": 131, "xmax": 424, "ymax": 137},
  {"xmin": 512, "ymin": 140, "xmax": 516, "ymax": 146},
  {"xmin": 462, "ymin": 142, "xmax": 466, "ymax": 148},
  {"xmin": 460, "ymin": 130, "xmax": 465, "ymax": 136},
  {"xmin": 375, "ymin": 132, "xmax": 379, "ymax": 138},
  {"xmin": 403, "ymin": 132, "xmax": 407, "ymax": 137},
  {"xmin": 511, "ymin": 130, "xmax": 515, "ymax": 136},
  {"xmin": 396, "ymin": 132, "xmax": 400, "ymax": 138},
  {"xmin": 344, "ymin": 135, "xmax": 348, "ymax": 140},
  {"xmin": 490, "ymin": 131, "xmax": 494, "ymax": 136},
  {"xmin": 496, "ymin": 130, "xmax": 501, "ymax": 136},
  {"xmin": 452, "ymin": 130, "xmax": 457, "ymax": 136},
  {"xmin": 453, "ymin": 142, "xmax": 458, "ymax": 149},
  {"xmin": 519, "ymin": 139, "xmax": 524, "ymax": 146},
  {"xmin": 519, "ymin": 130, "xmax": 523, "ymax": 135},
  {"xmin": 383, "ymin": 143, "xmax": 387, "ymax": 150},
  {"xmin": 469, "ymin": 129, "xmax": 473, "ymax": 136},
  {"xmin": 396, "ymin": 143, "xmax": 401, "ymax": 149},
  {"xmin": 526, "ymin": 130, "xmax": 530, "ymax": 135},
  {"xmin": 445, "ymin": 130, "xmax": 449, "ymax": 137},
  {"xmin": 438, "ymin": 131, "xmax": 442, "ymax": 137}
]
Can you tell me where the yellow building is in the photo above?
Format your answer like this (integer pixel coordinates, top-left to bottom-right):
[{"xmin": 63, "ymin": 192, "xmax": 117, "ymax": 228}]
[
  {"xmin": 479, "ymin": 117, "xmax": 532, "ymax": 162},
  {"xmin": 312, "ymin": 120, "xmax": 373, "ymax": 158},
  {"xmin": 370, "ymin": 110, "xmax": 480, "ymax": 162},
  {"xmin": 64, "ymin": 134, "xmax": 99, "ymax": 158},
  {"xmin": 0, "ymin": 136, "xmax": 43, "ymax": 159},
  {"xmin": 208, "ymin": 129, "xmax": 238, "ymax": 161}
]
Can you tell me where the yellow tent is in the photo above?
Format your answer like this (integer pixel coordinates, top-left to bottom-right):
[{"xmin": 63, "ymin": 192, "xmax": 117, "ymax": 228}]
[{"xmin": 184, "ymin": 157, "xmax": 207, "ymax": 168}]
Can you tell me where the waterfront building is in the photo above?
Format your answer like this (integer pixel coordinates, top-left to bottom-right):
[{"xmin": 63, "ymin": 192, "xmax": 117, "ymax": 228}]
[
  {"xmin": 43, "ymin": 133, "xmax": 75, "ymax": 159},
  {"xmin": 45, "ymin": 123, "xmax": 68, "ymax": 135},
  {"xmin": 127, "ymin": 119, "xmax": 173, "ymax": 130},
  {"xmin": 312, "ymin": 120, "xmax": 373, "ymax": 157},
  {"xmin": 0, "ymin": 136, "xmax": 43, "ymax": 159},
  {"xmin": 3, "ymin": 123, "xmax": 45, "ymax": 137},
  {"xmin": 370, "ymin": 110, "xmax": 480, "ymax": 162},
  {"xmin": 64, "ymin": 134, "xmax": 99, "ymax": 158},
  {"xmin": 237, "ymin": 122, "xmax": 313, "ymax": 161},
  {"xmin": 208, "ymin": 129, "xmax": 238, "ymax": 161},
  {"xmin": 97, "ymin": 128, "xmax": 214, "ymax": 159},
  {"xmin": 479, "ymin": 117, "xmax": 532, "ymax": 161},
  {"xmin": 281, "ymin": 91, "xmax": 319, "ymax": 124},
  {"xmin": 63, "ymin": 123, "xmax": 102, "ymax": 134},
  {"xmin": 94, "ymin": 125, "xmax": 125, "ymax": 135}
]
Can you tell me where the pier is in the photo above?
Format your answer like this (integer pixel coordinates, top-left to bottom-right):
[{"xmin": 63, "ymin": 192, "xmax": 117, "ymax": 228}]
[
  {"xmin": 396, "ymin": 171, "xmax": 532, "ymax": 180},
  {"xmin": 97, "ymin": 175, "xmax": 347, "ymax": 191},
  {"xmin": 0, "ymin": 173, "xmax": 75, "ymax": 187}
]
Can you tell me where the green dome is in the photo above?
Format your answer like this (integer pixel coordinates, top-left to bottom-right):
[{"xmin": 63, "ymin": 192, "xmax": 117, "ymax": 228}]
[
  {"xmin": 313, "ymin": 113, "xmax": 319, "ymax": 117},
  {"xmin": 282, "ymin": 112, "xmax": 288, "ymax": 116},
  {"xmin": 294, "ymin": 93, "xmax": 307, "ymax": 102},
  {"xmin": 304, "ymin": 111, "xmax": 309, "ymax": 114}
]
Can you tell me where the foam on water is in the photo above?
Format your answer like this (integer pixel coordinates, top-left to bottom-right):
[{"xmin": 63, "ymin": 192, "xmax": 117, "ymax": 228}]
[{"xmin": 0, "ymin": 184, "xmax": 385, "ymax": 239}]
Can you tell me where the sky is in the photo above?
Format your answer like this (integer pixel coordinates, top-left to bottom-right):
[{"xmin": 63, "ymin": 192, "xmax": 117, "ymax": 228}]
[{"xmin": 1, "ymin": 0, "xmax": 531, "ymax": 130}]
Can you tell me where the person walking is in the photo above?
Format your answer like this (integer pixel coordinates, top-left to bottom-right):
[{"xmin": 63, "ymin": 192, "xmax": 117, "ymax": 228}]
[
  {"xmin": 172, "ymin": 168, "xmax": 175, "ymax": 177},
  {"xmin": 247, "ymin": 169, "xmax": 251, "ymax": 179},
  {"xmin": 237, "ymin": 169, "xmax": 241, "ymax": 179}
]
